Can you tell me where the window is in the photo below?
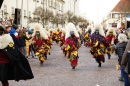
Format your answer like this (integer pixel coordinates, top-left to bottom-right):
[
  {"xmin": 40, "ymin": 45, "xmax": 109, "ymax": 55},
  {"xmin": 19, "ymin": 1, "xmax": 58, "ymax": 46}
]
[
  {"xmin": 24, "ymin": 10, "xmax": 26, "ymax": 16},
  {"xmin": 121, "ymin": 14, "xmax": 125, "ymax": 18},
  {"xmin": 112, "ymin": 13, "xmax": 119, "ymax": 19},
  {"xmin": 58, "ymin": 4, "xmax": 60, "ymax": 11},
  {"xmin": 53, "ymin": 1, "xmax": 55, "ymax": 8},
  {"xmin": 127, "ymin": 13, "xmax": 130, "ymax": 18},
  {"xmin": 44, "ymin": 0, "xmax": 46, "ymax": 5},
  {"xmin": 61, "ymin": 5, "xmax": 63, "ymax": 12},
  {"xmin": 49, "ymin": 0, "xmax": 51, "ymax": 6},
  {"xmin": 54, "ymin": 2, "xmax": 57, "ymax": 9},
  {"xmin": 41, "ymin": 0, "xmax": 43, "ymax": 4},
  {"xmin": 12, "ymin": 7, "xmax": 14, "ymax": 14},
  {"xmin": 4, "ymin": 5, "xmax": 7, "ymax": 13},
  {"xmin": 29, "ymin": 11, "xmax": 31, "ymax": 17},
  {"xmin": 51, "ymin": 0, "xmax": 53, "ymax": 7}
]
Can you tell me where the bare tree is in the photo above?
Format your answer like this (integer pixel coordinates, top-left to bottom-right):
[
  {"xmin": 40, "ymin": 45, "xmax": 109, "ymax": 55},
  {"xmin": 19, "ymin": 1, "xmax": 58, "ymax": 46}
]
[
  {"xmin": 65, "ymin": 11, "xmax": 73, "ymax": 22},
  {"xmin": 71, "ymin": 15, "xmax": 78, "ymax": 25},
  {"xmin": 42, "ymin": 10, "xmax": 54, "ymax": 25},
  {"xmin": 29, "ymin": 6, "xmax": 54, "ymax": 27},
  {"xmin": 51, "ymin": 13, "xmax": 62, "ymax": 27}
]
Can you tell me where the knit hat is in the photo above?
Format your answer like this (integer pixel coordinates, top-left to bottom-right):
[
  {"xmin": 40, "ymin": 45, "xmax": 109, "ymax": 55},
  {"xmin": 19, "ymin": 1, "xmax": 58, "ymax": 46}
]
[{"xmin": 28, "ymin": 28, "xmax": 32, "ymax": 34}]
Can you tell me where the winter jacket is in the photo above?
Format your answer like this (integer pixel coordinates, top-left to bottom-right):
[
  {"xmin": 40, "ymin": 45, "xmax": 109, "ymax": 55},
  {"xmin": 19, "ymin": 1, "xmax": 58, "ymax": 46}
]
[
  {"xmin": 10, "ymin": 28, "xmax": 21, "ymax": 48},
  {"xmin": 121, "ymin": 40, "xmax": 130, "ymax": 73},
  {"xmin": 0, "ymin": 34, "xmax": 34, "ymax": 81},
  {"xmin": 0, "ymin": 50, "xmax": 9, "ymax": 64},
  {"xmin": 19, "ymin": 35, "xmax": 32, "ymax": 47},
  {"xmin": 116, "ymin": 42, "xmax": 127, "ymax": 65}
]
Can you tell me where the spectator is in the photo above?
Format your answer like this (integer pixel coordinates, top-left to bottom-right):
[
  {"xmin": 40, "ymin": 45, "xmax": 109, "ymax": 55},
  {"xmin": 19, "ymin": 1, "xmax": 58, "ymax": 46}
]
[
  {"xmin": 10, "ymin": 25, "xmax": 21, "ymax": 49},
  {"xmin": 0, "ymin": 24, "xmax": 34, "ymax": 86},
  {"xmin": 18, "ymin": 29, "xmax": 32, "ymax": 58},
  {"xmin": 116, "ymin": 34, "xmax": 128, "ymax": 82},
  {"xmin": 121, "ymin": 34, "xmax": 130, "ymax": 86}
]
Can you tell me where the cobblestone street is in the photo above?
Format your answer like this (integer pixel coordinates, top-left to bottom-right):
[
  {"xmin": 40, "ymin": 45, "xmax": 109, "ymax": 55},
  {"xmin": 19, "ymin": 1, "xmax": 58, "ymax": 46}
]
[{"xmin": 10, "ymin": 42, "xmax": 124, "ymax": 86}]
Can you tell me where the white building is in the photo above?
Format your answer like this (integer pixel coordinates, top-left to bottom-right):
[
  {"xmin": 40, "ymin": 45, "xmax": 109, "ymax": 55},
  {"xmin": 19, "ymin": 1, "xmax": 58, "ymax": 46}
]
[
  {"xmin": 63, "ymin": 0, "xmax": 79, "ymax": 16},
  {"xmin": 0, "ymin": 0, "xmax": 79, "ymax": 28}
]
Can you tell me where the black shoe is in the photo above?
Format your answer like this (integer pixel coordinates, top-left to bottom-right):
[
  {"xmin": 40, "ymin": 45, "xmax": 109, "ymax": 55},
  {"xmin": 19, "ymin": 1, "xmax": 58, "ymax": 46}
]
[
  {"xmin": 44, "ymin": 54, "xmax": 47, "ymax": 60},
  {"xmin": 119, "ymin": 78, "xmax": 124, "ymax": 82},
  {"xmin": 40, "ymin": 61, "xmax": 43, "ymax": 65},
  {"xmin": 72, "ymin": 66, "xmax": 75, "ymax": 69},
  {"xmin": 45, "ymin": 57, "xmax": 47, "ymax": 60},
  {"xmin": 65, "ymin": 53, "xmax": 66, "ymax": 56},
  {"xmin": 108, "ymin": 54, "xmax": 111, "ymax": 59},
  {"xmin": 98, "ymin": 63, "xmax": 101, "ymax": 67}
]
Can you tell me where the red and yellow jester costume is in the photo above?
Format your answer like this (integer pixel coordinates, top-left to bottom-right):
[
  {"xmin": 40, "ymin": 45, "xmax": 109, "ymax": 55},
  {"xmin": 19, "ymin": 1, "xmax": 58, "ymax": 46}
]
[
  {"xmin": 62, "ymin": 22, "xmax": 80, "ymax": 69},
  {"xmin": 32, "ymin": 23, "xmax": 48, "ymax": 65},
  {"xmin": 84, "ymin": 25, "xmax": 92, "ymax": 47},
  {"xmin": 105, "ymin": 28, "xmax": 117, "ymax": 59},
  {"xmin": 55, "ymin": 28, "xmax": 62, "ymax": 44},
  {"xmin": 90, "ymin": 23, "xmax": 107, "ymax": 67}
]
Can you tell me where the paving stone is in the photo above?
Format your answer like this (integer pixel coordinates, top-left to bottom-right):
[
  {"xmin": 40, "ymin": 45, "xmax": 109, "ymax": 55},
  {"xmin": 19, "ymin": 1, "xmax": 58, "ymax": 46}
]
[{"xmin": 9, "ymin": 42, "xmax": 124, "ymax": 86}]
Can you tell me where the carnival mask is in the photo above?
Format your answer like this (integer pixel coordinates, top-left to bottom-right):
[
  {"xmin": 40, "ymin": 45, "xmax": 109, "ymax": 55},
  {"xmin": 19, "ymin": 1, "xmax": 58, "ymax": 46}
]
[
  {"xmin": 88, "ymin": 30, "xmax": 91, "ymax": 34},
  {"xmin": 95, "ymin": 29, "xmax": 99, "ymax": 34},
  {"xmin": 36, "ymin": 31, "xmax": 40, "ymax": 36},
  {"xmin": 70, "ymin": 31, "xmax": 74, "ymax": 37}
]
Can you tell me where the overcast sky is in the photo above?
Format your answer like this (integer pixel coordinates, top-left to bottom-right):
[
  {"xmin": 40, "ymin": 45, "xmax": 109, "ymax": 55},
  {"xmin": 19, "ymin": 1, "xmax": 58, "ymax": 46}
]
[{"xmin": 79, "ymin": 0, "xmax": 120, "ymax": 22}]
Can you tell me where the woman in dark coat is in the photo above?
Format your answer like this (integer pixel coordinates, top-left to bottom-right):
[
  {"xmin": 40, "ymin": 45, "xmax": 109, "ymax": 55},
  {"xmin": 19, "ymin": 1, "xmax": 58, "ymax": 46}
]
[
  {"xmin": 18, "ymin": 29, "xmax": 32, "ymax": 58},
  {"xmin": 116, "ymin": 33, "xmax": 129, "ymax": 85},
  {"xmin": 0, "ymin": 24, "xmax": 34, "ymax": 86}
]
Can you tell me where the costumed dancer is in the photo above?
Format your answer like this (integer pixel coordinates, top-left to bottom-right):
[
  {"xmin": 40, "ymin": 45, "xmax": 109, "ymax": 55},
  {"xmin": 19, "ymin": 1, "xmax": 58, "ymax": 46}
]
[
  {"xmin": 26, "ymin": 28, "xmax": 35, "ymax": 58},
  {"xmin": 55, "ymin": 28, "xmax": 62, "ymax": 44},
  {"xmin": 90, "ymin": 23, "xmax": 107, "ymax": 67},
  {"xmin": 84, "ymin": 25, "xmax": 92, "ymax": 47},
  {"xmin": 47, "ymin": 30, "xmax": 53, "ymax": 48},
  {"xmin": 52, "ymin": 29, "xmax": 56, "ymax": 41},
  {"xmin": 78, "ymin": 28, "xmax": 84, "ymax": 45},
  {"xmin": 62, "ymin": 22, "xmax": 80, "ymax": 69},
  {"xmin": 45, "ymin": 26, "xmax": 53, "ymax": 47},
  {"xmin": 0, "ymin": 24, "xmax": 34, "ymax": 86},
  {"xmin": 32, "ymin": 23, "xmax": 48, "ymax": 64},
  {"xmin": 105, "ymin": 27, "xmax": 117, "ymax": 59},
  {"xmin": 60, "ymin": 28, "xmax": 67, "ymax": 56},
  {"xmin": 59, "ymin": 28, "xmax": 66, "ymax": 47},
  {"xmin": 42, "ymin": 28, "xmax": 51, "ymax": 56}
]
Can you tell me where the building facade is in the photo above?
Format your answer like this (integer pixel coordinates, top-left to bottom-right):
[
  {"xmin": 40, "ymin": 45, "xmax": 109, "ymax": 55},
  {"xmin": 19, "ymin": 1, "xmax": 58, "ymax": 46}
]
[
  {"xmin": 0, "ymin": 0, "xmax": 79, "ymax": 28},
  {"xmin": 106, "ymin": 0, "xmax": 130, "ymax": 28}
]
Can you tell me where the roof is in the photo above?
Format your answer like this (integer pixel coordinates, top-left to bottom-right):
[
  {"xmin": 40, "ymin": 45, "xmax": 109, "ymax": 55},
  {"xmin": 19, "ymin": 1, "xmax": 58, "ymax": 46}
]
[{"xmin": 111, "ymin": 0, "xmax": 130, "ymax": 12}]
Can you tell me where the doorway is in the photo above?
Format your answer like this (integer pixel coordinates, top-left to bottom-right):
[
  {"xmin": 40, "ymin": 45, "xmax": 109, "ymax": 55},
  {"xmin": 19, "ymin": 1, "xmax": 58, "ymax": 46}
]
[{"xmin": 127, "ymin": 21, "xmax": 130, "ymax": 28}]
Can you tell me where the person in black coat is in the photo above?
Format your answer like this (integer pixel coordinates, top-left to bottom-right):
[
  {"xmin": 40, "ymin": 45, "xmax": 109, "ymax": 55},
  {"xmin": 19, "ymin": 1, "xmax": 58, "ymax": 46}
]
[
  {"xmin": 0, "ymin": 24, "xmax": 34, "ymax": 86},
  {"xmin": 10, "ymin": 25, "xmax": 21, "ymax": 49},
  {"xmin": 18, "ymin": 29, "xmax": 32, "ymax": 58},
  {"xmin": 116, "ymin": 33, "xmax": 128, "ymax": 83}
]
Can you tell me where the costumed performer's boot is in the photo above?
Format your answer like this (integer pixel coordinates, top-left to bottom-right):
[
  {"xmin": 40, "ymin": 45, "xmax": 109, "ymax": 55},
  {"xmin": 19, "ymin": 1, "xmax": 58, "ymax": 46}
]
[
  {"xmin": 108, "ymin": 54, "xmax": 111, "ymax": 59},
  {"xmin": 98, "ymin": 62, "xmax": 101, "ymax": 67},
  {"xmin": 2, "ymin": 81, "xmax": 9, "ymax": 86}
]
